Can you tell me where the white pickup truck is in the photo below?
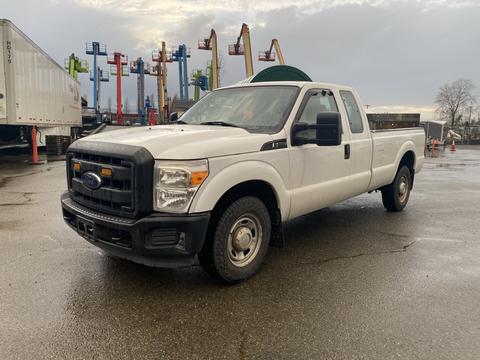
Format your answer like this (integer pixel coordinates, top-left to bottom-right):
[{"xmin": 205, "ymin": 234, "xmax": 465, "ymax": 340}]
[{"xmin": 61, "ymin": 80, "xmax": 425, "ymax": 283}]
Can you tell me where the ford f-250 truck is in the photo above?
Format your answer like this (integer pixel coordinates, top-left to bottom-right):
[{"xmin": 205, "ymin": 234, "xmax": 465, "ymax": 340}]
[{"xmin": 61, "ymin": 80, "xmax": 425, "ymax": 283}]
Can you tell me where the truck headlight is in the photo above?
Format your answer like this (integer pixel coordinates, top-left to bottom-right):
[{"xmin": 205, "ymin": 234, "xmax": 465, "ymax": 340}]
[{"xmin": 154, "ymin": 160, "xmax": 209, "ymax": 213}]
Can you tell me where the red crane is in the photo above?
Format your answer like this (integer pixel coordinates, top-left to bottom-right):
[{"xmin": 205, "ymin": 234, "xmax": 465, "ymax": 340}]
[{"xmin": 107, "ymin": 52, "xmax": 128, "ymax": 124}]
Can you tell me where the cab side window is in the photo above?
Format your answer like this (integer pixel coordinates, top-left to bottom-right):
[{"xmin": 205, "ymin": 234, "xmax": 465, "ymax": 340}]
[
  {"xmin": 298, "ymin": 90, "xmax": 338, "ymax": 125},
  {"xmin": 340, "ymin": 90, "xmax": 364, "ymax": 133}
]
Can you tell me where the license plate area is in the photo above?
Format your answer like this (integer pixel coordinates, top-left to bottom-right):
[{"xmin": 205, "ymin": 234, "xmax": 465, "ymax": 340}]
[{"xmin": 77, "ymin": 216, "xmax": 96, "ymax": 240}]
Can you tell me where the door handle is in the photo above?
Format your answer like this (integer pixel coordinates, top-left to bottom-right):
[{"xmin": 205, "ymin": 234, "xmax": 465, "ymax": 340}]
[{"xmin": 344, "ymin": 144, "xmax": 350, "ymax": 159}]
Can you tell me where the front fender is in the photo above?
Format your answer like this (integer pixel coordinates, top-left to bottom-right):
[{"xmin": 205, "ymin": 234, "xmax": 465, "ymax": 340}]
[{"xmin": 189, "ymin": 160, "xmax": 290, "ymax": 221}]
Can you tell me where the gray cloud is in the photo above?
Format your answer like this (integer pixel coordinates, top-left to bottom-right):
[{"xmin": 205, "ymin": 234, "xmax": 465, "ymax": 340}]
[{"xmin": 3, "ymin": 0, "xmax": 479, "ymax": 119}]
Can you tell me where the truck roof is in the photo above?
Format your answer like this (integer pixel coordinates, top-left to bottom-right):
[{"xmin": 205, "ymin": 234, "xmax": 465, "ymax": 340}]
[{"xmin": 222, "ymin": 80, "xmax": 355, "ymax": 92}]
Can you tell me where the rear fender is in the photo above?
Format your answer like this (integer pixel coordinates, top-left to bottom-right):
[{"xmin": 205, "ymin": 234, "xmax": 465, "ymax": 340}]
[{"xmin": 390, "ymin": 141, "xmax": 416, "ymax": 184}]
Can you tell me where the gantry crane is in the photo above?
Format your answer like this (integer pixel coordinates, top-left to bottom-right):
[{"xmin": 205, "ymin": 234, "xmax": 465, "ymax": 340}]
[
  {"xmin": 130, "ymin": 57, "xmax": 150, "ymax": 125},
  {"xmin": 107, "ymin": 52, "xmax": 128, "ymax": 124},
  {"xmin": 65, "ymin": 53, "xmax": 88, "ymax": 80},
  {"xmin": 198, "ymin": 29, "xmax": 219, "ymax": 89},
  {"xmin": 258, "ymin": 39, "xmax": 285, "ymax": 65},
  {"xmin": 152, "ymin": 41, "xmax": 173, "ymax": 123},
  {"xmin": 86, "ymin": 42, "xmax": 109, "ymax": 119},
  {"xmin": 228, "ymin": 23, "xmax": 254, "ymax": 78},
  {"xmin": 171, "ymin": 44, "xmax": 191, "ymax": 101}
]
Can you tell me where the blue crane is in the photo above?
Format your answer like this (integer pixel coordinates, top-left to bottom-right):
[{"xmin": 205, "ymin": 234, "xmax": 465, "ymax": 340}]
[
  {"xmin": 171, "ymin": 44, "xmax": 191, "ymax": 101},
  {"xmin": 85, "ymin": 42, "xmax": 109, "ymax": 122}
]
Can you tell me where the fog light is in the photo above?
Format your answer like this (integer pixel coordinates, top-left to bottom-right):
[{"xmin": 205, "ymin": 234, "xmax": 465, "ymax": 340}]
[{"xmin": 101, "ymin": 167, "xmax": 113, "ymax": 177}]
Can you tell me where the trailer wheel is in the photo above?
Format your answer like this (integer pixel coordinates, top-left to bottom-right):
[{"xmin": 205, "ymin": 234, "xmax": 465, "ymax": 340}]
[
  {"xmin": 381, "ymin": 165, "xmax": 411, "ymax": 212},
  {"xmin": 199, "ymin": 196, "xmax": 271, "ymax": 283}
]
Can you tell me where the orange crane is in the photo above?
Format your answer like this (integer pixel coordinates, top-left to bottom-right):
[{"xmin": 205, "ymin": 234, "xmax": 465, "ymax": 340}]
[
  {"xmin": 198, "ymin": 29, "xmax": 219, "ymax": 89},
  {"xmin": 228, "ymin": 23, "xmax": 254, "ymax": 77},
  {"xmin": 258, "ymin": 39, "xmax": 285, "ymax": 65}
]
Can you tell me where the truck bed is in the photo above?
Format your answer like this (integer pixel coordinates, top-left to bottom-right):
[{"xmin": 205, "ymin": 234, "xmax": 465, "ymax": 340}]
[{"xmin": 369, "ymin": 127, "xmax": 426, "ymax": 190}]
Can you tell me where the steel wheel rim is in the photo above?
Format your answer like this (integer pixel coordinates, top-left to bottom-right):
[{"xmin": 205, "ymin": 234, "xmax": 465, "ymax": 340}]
[
  {"xmin": 227, "ymin": 213, "xmax": 263, "ymax": 268},
  {"xmin": 398, "ymin": 175, "xmax": 409, "ymax": 203}
]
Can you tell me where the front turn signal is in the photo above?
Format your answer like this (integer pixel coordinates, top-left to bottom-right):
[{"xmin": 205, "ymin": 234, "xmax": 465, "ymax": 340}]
[{"xmin": 191, "ymin": 171, "xmax": 208, "ymax": 186}]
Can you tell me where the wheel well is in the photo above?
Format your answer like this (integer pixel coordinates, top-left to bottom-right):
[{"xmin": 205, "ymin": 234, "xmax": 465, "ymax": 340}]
[
  {"xmin": 204, "ymin": 180, "xmax": 281, "ymax": 249},
  {"xmin": 399, "ymin": 151, "xmax": 415, "ymax": 188},
  {"xmin": 212, "ymin": 180, "xmax": 278, "ymax": 222}
]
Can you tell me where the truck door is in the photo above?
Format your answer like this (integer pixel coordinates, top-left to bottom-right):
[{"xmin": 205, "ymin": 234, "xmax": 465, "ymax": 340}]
[
  {"xmin": 339, "ymin": 90, "xmax": 373, "ymax": 197},
  {"xmin": 289, "ymin": 88, "xmax": 351, "ymax": 218}
]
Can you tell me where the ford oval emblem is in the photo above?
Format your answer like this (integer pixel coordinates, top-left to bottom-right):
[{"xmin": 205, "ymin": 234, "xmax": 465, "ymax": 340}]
[{"xmin": 81, "ymin": 171, "xmax": 102, "ymax": 190}]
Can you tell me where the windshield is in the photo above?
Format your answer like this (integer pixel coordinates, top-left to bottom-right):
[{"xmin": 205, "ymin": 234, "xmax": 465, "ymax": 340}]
[{"xmin": 179, "ymin": 85, "xmax": 299, "ymax": 133}]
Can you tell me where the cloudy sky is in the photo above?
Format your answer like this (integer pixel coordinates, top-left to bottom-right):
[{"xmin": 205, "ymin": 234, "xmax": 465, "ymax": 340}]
[{"xmin": 3, "ymin": 0, "xmax": 480, "ymax": 119}]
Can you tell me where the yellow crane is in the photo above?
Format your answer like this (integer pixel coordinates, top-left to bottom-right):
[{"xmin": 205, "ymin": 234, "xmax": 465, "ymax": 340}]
[
  {"xmin": 228, "ymin": 23, "xmax": 254, "ymax": 78},
  {"xmin": 258, "ymin": 39, "xmax": 285, "ymax": 65},
  {"xmin": 152, "ymin": 41, "xmax": 172, "ymax": 122},
  {"xmin": 198, "ymin": 29, "xmax": 219, "ymax": 89}
]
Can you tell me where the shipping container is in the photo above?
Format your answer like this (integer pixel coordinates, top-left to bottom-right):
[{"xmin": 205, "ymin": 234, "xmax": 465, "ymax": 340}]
[{"xmin": 0, "ymin": 19, "xmax": 81, "ymax": 147}]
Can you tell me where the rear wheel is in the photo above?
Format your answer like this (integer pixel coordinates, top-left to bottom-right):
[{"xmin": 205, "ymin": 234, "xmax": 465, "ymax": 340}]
[
  {"xmin": 198, "ymin": 196, "xmax": 271, "ymax": 283},
  {"xmin": 381, "ymin": 165, "xmax": 411, "ymax": 212}
]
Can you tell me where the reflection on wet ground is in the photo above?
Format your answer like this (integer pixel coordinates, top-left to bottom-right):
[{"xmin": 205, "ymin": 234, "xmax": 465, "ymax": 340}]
[{"xmin": 1, "ymin": 146, "xmax": 479, "ymax": 359}]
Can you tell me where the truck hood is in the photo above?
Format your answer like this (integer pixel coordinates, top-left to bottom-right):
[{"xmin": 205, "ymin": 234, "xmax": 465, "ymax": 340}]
[{"xmin": 82, "ymin": 125, "xmax": 273, "ymax": 159}]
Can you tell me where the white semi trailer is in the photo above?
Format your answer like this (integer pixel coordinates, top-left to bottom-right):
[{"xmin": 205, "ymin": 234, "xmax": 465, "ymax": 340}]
[{"xmin": 0, "ymin": 19, "xmax": 82, "ymax": 149}]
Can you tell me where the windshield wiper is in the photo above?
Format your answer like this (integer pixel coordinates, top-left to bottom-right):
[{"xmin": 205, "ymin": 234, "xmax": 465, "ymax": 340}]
[
  {"xmin": 173, "ymin": 120, "xmax": 187, "ymax": 124},
  {"xmin": 200, "ymin": 121, "xmax": 239, "ymax": 128}
]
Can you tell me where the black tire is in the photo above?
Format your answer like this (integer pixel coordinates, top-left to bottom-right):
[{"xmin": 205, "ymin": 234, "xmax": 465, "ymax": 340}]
[
  {"xmin": 198, "ymin": 196, "xmax": 271, "ymax": 283},
  {"xmin": 381, "ymin": 165, "xmax": 411, "ymax": 212}
]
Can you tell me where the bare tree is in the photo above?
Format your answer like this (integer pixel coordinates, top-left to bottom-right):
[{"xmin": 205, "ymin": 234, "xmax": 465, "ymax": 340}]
[
  {"xmin": 435, "ymin": 79, "xmax": 476, "ymax": 127},
  {"xmin": 475, "ymin": 105, "xmax": 480, "ymax": 125}
]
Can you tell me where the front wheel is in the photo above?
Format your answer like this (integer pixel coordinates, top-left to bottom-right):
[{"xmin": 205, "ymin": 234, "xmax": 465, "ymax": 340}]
[
  {"xmin": 199, "ymin": 196, "xmax": 271, "ymax": 283},
  {"xmin": 381, "ymin": 165, "xmax": 411, "ymax": 212}
]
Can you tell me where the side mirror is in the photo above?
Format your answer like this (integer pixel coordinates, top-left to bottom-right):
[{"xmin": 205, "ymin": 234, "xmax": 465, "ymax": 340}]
[
  {"xmin": 315, "ymin": 112, "xmax": 342, "ymax": 146},
  {"xmin": 292, "ymin": 112, "xmax": 342, "ymax": 146},
  {"xmin": 169, "ymin": 112, "xmax": 178, "ymax": 122}
]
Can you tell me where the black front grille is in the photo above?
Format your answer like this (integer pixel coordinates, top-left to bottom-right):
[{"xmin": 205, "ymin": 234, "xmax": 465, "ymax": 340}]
[
  {"xmin": 68, "ymin": 153, "xmax": 135, "ymax": 214},
  {"xmin": 66, "ymin": 141, "xmax": 154, "ymax": 218}
]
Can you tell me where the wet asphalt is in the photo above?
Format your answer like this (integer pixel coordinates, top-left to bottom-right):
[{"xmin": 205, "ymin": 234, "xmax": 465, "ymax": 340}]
[{"xmin": 0, "ymin": 147, "xmax": 479, "ymax": 360}]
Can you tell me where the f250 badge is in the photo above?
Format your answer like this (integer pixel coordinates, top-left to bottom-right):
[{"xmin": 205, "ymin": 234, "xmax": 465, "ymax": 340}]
[{"xmin": 81, "ymin": 171, "xmax": 102, "ymax": 190}]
